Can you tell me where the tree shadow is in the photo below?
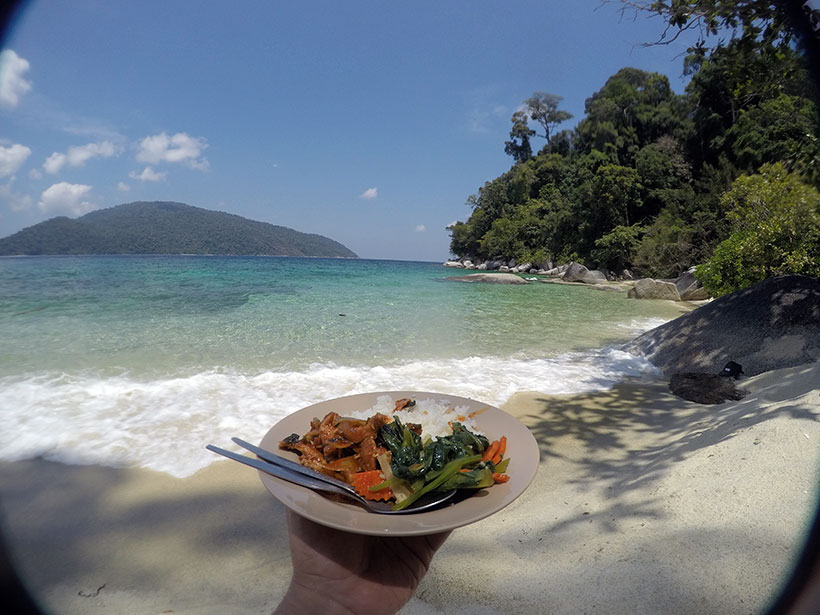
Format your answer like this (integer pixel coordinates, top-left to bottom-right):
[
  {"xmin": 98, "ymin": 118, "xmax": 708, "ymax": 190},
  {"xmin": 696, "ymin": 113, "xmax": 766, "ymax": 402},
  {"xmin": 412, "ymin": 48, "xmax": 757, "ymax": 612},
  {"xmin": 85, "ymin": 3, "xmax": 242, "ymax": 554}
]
[
  {"xmin": 627, "ymin": 275, "xmax": 820, "ymax": 377},
  {"xmin": 0, "ymin": 459, "xmax": 292, "ymax": 614},
  {"xmin": 517, "ymin": 363, "xmax": 819, "ymax": 499}
]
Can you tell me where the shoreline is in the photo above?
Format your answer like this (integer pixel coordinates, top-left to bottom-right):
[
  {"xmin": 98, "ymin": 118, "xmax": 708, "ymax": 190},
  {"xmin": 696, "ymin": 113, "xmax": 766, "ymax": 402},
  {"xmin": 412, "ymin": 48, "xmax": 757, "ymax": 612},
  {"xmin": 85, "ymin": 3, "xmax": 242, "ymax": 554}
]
[
  {"xmin": 2, "ymin": 360, "xmax": 818, "ymax": 614},
  {"xmin": 0, "ymin": 303, "xmax": 689, "ymax": 479}
]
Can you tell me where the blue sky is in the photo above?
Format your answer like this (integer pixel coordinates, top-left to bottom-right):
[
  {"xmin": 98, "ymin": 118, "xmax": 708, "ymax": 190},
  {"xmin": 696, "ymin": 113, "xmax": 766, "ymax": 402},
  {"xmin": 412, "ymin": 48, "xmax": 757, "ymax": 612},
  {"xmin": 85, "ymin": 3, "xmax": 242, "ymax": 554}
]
[{"xmin": 0, "ymin": 0, "xmax": 701, "ymax": 261}]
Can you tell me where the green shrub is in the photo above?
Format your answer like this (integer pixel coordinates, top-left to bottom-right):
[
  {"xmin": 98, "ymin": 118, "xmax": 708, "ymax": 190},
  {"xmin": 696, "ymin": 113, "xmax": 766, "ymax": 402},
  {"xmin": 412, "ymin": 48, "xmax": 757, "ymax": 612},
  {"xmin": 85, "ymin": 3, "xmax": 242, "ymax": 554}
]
[{"xmin": 695, "ymin": 163, "xmax": 820, "ymax": 296}]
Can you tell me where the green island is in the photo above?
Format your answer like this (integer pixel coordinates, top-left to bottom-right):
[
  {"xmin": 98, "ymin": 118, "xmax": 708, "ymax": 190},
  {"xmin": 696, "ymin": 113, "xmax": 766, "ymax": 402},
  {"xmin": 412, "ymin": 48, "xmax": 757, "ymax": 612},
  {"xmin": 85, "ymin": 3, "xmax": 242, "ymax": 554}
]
[{"xmin": 0, "ymin": 201, "xmax": 358, "ymax": 258}]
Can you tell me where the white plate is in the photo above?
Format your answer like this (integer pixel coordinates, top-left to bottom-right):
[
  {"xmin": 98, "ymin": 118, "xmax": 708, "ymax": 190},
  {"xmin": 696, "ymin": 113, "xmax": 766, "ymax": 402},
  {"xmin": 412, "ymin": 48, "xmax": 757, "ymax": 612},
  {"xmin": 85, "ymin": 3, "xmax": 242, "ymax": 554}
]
[{"xmin": 257, "ymin": 391, "xmax": 539, "ymax": 536}]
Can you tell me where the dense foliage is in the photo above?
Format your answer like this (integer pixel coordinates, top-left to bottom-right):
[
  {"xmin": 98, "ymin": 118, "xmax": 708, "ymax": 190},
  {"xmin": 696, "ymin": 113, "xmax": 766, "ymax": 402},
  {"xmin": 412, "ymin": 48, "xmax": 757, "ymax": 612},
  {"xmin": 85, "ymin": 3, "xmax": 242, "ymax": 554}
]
[
  {"xmin": 449, "ymin": 1, "xmax": 820, "ymax": 293},
  {"xmin": 0, "ymin": 201, "xmax": 358, "ymax": 257},
  {"xmin": 695, "ymin": 163, "xmax": 820, "ymax": 296}
]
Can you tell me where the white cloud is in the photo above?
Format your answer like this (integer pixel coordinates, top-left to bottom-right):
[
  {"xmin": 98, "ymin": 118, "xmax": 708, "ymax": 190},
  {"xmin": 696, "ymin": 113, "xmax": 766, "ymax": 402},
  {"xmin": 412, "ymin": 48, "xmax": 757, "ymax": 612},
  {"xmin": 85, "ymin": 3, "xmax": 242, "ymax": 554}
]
[
  {"xmin": 117, "ymin": 181, "xmax": 130, "ymax": 191},
  {"xmin": 136, "ymin": 132, "xmax": 209, "ymax": 170},
  {"xmin": 28, "ymin": 167, "xmax": 42, "ymax": 179},
  {"xmin": 43, "ymin": 152, "xmax": 66, "ymax": 174},
  {"xmin": 415, "ymin": 224, "xmax": 426, "ymax": 232},
  {"xmin": 0, "ymin": 49, "xmax": 32, "ymax": 108},
  {"xmin": 43, "ymin": 141, "xmax": 120, "ymax": 174},
  {"xmin": 0, "ymin": 181, "xmax": 33, "ymax": 211},
  {"xmin": 129, "ymin": 166, "xmax": 166, "ymax": 182},
  {"xmin": 360, "ymin": 187, "xmax": 378, "ymax": 199},
  {"xmin": 38, "ymin": 182, "xmax": 95, "ymax": 216},
  {"xmin": 0, "ymin": 143, "xmax": 31, "ymax": 177}
]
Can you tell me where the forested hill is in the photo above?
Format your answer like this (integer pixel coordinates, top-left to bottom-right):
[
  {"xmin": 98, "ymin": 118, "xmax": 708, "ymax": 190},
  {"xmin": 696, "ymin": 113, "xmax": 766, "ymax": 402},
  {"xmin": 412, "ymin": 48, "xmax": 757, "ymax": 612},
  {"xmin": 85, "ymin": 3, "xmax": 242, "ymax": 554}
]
[
  {"xmin": 449, "ymin": 2, "xmax": 820, "ymax": 298},
  {"xmin": 0, "ymin": 201, "xmax": 358, "ymax": 257}
]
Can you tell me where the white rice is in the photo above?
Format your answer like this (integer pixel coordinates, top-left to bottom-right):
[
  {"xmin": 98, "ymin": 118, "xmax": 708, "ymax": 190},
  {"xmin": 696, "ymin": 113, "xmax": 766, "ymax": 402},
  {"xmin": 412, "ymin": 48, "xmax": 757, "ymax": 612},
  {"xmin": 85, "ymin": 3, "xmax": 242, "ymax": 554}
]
[{"xmin": 347, "ymin": 394, "xmax": 482, "ymax": 438}]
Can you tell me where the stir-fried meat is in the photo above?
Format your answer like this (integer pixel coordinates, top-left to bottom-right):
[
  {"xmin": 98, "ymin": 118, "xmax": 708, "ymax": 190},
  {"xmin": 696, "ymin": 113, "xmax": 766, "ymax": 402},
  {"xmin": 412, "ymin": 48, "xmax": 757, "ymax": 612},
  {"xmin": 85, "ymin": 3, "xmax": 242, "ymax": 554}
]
[
  {"xmin": 357, "ymin": 435, "xmax": 381, "ymax": 471},
  {"xmin": 335, "ymin": 418, "xmax": 371, "ymax": 444},
  {"xmin": 278, "ymin": 411, "xmax": 392, "ymax": 482}
]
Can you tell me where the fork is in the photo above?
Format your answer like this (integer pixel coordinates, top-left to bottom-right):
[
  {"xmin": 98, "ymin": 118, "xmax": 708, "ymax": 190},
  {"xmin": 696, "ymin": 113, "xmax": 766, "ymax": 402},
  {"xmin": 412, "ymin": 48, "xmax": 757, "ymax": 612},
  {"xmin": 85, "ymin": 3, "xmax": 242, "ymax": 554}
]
[{"xmin": 206, "ymin": 439, "xmax": 455, "ymax": 514}]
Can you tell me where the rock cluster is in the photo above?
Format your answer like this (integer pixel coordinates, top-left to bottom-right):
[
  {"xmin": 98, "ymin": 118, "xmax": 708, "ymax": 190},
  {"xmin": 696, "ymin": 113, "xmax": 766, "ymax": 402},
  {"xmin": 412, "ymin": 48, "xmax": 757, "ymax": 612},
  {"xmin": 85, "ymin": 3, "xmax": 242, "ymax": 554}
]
[
  {"xmin": 443, "ymin": 257, "xmax": 710, "ymax": 301},
  {"xmin": 443, "ymin": 257, "xmax": 546, "ymax": 274}
]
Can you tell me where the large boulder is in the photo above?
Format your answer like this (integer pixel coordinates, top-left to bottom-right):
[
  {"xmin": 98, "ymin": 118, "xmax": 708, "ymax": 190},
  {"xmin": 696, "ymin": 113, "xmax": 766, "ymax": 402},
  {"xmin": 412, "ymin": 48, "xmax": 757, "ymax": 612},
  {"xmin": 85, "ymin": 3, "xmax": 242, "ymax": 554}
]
[
  {"xmin": 675, "ymin": 269, "xmax": 710, "ymax": 301},
  {"xmin": 628, "ymin": 275, "xmax": 820, "ymax": 377},
  {"xmin": 581, "ymin": 269, "xmax": 608, "ymax": 284},
  {"xmin": 561, "ymin": 262, "xmax": 608, "ymax": 284},
  {"xmin": 562, "ymin": 262, "xmax": 589, "ymax": 282},
  {"xmin": 627, "ymin": 278, "xmax": 681, "ymax": 300},
  {"xmin": 680, "ymin": 286, "xmax": 710, "ymax": 301},
  {"xmin": 444, "ymin": 273, "xmax": 529, "ymax": 284}
]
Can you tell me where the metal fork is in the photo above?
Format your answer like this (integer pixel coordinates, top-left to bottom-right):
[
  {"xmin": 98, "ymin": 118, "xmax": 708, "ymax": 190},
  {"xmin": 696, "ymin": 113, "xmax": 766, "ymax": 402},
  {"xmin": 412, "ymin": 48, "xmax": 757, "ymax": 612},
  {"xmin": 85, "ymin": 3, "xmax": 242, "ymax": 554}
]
[{"xmin": 206, "ymin": 439, "xmax": 455, "ymax": 514}]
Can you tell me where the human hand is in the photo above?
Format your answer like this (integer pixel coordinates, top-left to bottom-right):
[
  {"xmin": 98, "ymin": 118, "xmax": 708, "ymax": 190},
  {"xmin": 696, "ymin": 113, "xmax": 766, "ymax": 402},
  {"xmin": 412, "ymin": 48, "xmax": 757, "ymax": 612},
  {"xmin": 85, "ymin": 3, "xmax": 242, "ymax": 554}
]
[{"xmin": 274, "ymin": 510, "xmax": 451, "ymax": 615}]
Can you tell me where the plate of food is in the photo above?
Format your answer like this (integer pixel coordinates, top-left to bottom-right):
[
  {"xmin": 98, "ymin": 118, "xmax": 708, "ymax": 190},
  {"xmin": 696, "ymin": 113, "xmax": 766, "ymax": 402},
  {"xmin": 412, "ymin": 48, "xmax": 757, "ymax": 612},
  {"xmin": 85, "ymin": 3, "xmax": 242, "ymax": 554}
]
[{"xmin": 256, "ymin": 391, "xmax": 540, "ymax": 536}]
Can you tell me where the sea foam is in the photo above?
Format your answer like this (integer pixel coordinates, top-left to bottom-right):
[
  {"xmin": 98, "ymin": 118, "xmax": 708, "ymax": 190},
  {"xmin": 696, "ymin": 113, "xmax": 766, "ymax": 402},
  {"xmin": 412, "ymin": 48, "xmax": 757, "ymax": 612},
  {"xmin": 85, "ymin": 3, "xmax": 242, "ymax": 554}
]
[{"xmin": 0, "ymin": 344, "xmax": 660, "ymax": 477}]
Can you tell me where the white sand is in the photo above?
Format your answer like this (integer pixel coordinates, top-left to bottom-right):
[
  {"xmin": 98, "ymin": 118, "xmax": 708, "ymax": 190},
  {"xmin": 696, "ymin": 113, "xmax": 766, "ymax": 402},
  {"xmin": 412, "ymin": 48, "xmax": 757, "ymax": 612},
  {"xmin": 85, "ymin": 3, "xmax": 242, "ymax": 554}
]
[{"xmin": 1, "ymin": 362, "xmax": 818, "ymax": 614}]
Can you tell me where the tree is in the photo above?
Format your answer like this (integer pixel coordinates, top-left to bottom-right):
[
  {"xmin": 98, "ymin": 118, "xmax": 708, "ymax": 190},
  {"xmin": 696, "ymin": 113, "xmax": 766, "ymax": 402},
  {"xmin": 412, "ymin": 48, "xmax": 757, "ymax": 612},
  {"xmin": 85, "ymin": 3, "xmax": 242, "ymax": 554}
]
[
  {"xmin": 504, "ymin": 110, "xmax": 535, "ymax": 162},
  {"xmin": 695, "ymin": 162, "xmax": 820, "ymax": 295},
  {"xmin": 726, "ymin": 93, "xmax": 820, "ymax": 184},
  {"xmin": 590, "ymin": 224, "xmax": 644, "ymax": 271},
  {"xmin": 523, "ymin": 92, "xmax": 573, "ymax": 144},
  {"xmin": 575, "ymin": 68, "xmax": 689, "ymax": 166},
  {"xmin": 610, "ymin": 1, "xmax": 800, "ymax": 51}
]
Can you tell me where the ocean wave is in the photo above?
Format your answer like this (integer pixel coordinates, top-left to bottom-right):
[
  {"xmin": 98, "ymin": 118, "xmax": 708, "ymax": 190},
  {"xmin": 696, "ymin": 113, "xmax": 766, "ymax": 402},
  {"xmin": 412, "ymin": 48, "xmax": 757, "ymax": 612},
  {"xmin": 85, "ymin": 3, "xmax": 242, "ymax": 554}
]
[{"xmin": 0, "ymin": 345, "xmax": 660, "ymax": 477}]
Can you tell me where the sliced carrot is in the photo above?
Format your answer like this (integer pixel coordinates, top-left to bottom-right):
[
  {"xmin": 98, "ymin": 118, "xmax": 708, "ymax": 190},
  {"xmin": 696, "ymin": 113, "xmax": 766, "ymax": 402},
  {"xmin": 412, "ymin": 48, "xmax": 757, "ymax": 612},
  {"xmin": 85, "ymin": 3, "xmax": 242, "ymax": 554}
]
[
  {"xmin": 492, "ymin": 473, "xmax": 510, "ymax": 483},
  {"xmin": 483, "ymin": 440, "xmax": 500, "ymax": 462},
  {"xmin": 350, "ymin": 470, "xmax": 393, "ymax": 501},
  {"xmin": 498, "ymin": 436, "xmax": 507, "ymax": 456}
]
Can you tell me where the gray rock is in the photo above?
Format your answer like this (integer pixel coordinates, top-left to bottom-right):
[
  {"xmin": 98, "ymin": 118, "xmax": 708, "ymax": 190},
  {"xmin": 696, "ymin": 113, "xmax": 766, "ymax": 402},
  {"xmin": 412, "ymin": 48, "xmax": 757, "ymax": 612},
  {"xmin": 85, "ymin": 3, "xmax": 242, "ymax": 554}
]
[
  {"xmin": 562, "ymin": 262, "xmax": 590, "ymax": 282},
  {"xmin": 674, "ymin": 269, "xmax": 698, "ymax": 294},
  {"xmin": 668, "ymin": 372, "xmax": 748, "ymax": 404},
  {"xmin": 445, "ymin": 273, "xmax": 529, "ymax": 284},
  {"xmin": 681, "ymin": 286, "xmax": 711, "ymax": 301},
  {"xmin": 627, "ymin": 279, "xmax": 681, "ymax": 300},
  {"xmin": 675, "ymin": 269, "xmax": 710, "ymax": 300},
  {"xmin": 582, "ymin": 270, "xmax": 608, "ymax": 284},
  {"xmin": 627, "ymin": 275, "xmax": 820, "ymax": 377}
]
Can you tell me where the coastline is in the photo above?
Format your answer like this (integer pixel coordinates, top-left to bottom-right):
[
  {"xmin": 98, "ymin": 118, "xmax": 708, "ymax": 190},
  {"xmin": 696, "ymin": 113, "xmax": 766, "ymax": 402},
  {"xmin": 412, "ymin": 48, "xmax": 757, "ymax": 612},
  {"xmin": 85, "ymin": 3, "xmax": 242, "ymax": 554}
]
[{"xmin": 2, "ymin": 360, "xmax": 818, "ymax": 614}]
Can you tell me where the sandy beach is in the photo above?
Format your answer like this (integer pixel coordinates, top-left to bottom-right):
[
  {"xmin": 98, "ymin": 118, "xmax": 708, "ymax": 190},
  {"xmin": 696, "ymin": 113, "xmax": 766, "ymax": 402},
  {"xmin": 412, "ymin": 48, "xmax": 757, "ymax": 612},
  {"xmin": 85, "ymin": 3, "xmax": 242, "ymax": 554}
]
[{"xmin": 1, "ymin": 359, "xmax": 818, "ymax": 614}]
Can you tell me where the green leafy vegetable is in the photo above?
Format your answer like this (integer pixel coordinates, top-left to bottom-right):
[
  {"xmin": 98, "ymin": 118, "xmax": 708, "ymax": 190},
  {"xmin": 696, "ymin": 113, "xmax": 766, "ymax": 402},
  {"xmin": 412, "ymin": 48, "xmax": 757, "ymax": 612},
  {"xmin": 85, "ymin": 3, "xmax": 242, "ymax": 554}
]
[
  {"xmin": 391, "ymin": 454, "xmax": 483, "ymax": 511},
  {"xmin": 438, "ymin": 461, "xmax": 496, "ymax": 491}
]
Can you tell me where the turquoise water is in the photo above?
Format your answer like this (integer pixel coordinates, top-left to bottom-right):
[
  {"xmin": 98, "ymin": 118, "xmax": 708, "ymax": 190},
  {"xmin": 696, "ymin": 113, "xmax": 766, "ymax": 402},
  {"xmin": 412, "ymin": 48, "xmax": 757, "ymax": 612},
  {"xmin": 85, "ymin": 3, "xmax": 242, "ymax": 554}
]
[{"xmin": 0, "ymin": 255, "xmax": 684, "ymax": 476}]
